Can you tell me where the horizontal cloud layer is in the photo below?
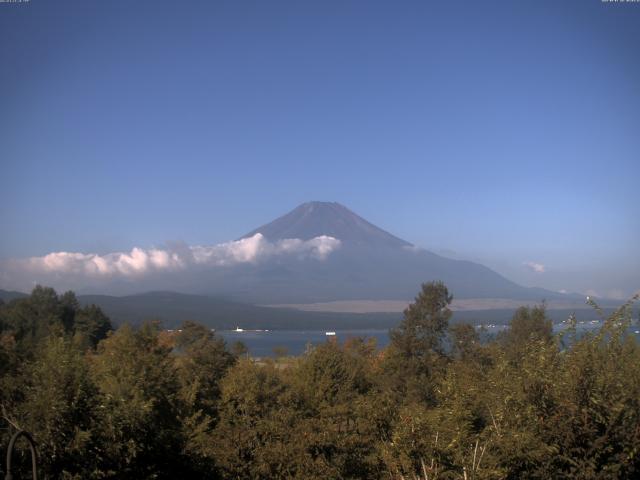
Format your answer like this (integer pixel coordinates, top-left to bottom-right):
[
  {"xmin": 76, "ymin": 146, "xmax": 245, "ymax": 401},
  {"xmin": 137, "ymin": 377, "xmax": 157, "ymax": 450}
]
[{"xmin": 1, "ymin": 234, "xmax": 341, "ymax": 286}]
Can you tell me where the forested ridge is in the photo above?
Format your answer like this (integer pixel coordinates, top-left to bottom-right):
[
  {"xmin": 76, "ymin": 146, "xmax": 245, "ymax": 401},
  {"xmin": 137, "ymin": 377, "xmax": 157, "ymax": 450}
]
[{"xmin": 1, "ymin": 283, "xmax": 639, "ymax": 479}]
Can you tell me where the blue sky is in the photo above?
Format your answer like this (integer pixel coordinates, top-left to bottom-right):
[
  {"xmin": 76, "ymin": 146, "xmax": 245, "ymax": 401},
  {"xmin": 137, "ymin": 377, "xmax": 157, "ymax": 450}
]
[{"xmin": 1, "ymin": 0, "xmax": 638, "ymax": 298}]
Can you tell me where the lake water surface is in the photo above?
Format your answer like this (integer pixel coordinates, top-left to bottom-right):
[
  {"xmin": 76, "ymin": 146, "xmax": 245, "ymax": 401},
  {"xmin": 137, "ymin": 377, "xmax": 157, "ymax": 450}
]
[{"xmin": 219, "ymin": 321, "xmax": 640, "ymax": 357}]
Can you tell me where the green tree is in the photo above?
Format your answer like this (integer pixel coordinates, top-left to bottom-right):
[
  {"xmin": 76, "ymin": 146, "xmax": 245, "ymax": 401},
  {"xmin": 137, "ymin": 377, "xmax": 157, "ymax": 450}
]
[
  {"xmin": 174, "ymin": 321, "xmax": 235, "ymax": 415},
  {"xmin": 59, "ymin": 290, "xmax": 80, "ymax": 332},
  {"xmin": 449, "ymin": 322, "xmax": 481, "ymax": 362},
  {"xmin": 0, "ymin": 286, "xmax": 66, "ymax": 353},
  {"xmin": 213, "ymin": 359, "xmax": 301, "ymax": 479},
  {"xmin": 384, "ymin": 281, "xmax": 453, "ymax": 404},
  {"xmin": 17, "ymin": 336, "xmax": 101, "ymax": 478},
  {"xmin": 291, "ymin": 340, "xmax": 381, "ymax": 478},
  {"xmin": 73, "ymin": 304, "xmax": 113, "ymax": 348},
  {"xmin": 390, "ymin": 281, "xmax": 453, "ymax": 358},
  {"xmin": 499, "ymin": 304, "xmax": 552, "ymax": 362},
  {"xmin": 174, "ymin": 321, "xmax": 235, "ymax": 476},
  {"xmin": 0, "ymin": 287, "xmax": 113, "ymax": 354},
  {"xmin": 90, "ymin": 322, "xmax": 185, "ymax": 478}
]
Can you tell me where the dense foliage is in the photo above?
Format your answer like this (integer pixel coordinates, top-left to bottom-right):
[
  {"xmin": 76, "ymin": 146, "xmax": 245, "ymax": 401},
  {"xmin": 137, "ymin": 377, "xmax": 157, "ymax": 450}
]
[{"xmin": 1, "ymin": 283, "xmax": 639, "ymax": 479}]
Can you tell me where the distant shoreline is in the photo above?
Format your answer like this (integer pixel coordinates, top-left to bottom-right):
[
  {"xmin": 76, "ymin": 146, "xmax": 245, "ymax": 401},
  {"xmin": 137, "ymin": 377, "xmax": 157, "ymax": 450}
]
[{"xmin": 264, "ymin": 297, "xmax": 606, "ymax": 314}]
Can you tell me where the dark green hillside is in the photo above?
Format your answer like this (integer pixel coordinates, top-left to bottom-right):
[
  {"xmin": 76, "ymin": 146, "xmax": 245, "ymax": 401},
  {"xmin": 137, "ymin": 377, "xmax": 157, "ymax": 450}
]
[
  {"xmin": 0, "ymin": 289, "xmax": 28, "ymax": 302},
  {"xmin": 3, "ymin": 288, "xmax": 617, "ymax": 330},
  {"xmin": 77, "ymin": 291, "xmax": 401, "ymax": 330}
]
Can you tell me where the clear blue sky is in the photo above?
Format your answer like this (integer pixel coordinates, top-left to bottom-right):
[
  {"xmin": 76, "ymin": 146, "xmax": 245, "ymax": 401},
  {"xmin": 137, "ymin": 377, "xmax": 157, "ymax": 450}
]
[{"xmin": 1, "ymin": 0, "xmax": 638, "ymax": 297}]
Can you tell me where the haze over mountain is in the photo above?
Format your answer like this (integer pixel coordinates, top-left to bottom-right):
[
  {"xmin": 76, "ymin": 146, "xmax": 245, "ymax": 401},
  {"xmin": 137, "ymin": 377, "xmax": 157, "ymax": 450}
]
[
  {"xmin": 1, "ymin": 201, "xmax": 589, "ymax": 306},
  {"xmin": 0, "ymin": 224, "xmax": 599, "ymax": 329},
  {"xmin": 230, "ymin": 201, "xmax": 576, "ymax": 304}
]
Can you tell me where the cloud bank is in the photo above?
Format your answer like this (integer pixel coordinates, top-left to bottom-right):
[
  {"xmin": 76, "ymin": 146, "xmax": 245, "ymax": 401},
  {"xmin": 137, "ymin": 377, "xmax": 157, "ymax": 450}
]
[
  {"xmin": 523, "ymin": 261, "xmax": 545, "ymax": 273},
  {"xmin": 0, "ymin": 234, "xmax": 341, "ymax": 290}
]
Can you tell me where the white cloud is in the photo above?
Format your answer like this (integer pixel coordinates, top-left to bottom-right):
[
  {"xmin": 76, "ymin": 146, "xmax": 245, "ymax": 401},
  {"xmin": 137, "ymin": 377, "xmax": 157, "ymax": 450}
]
[
  {"xmin": 190, "ymin": 234, "xmax": 340, "ymax": 266},
  {"xmin": 25, "ymin": 247, "xmax": 185, "ymax": 277},
  {"xmin": 6, "ymin": 233, "xmax": 341, "ymax": 282},
  {"xmin": 523, "ymin": 261, "xmax": 545, "ymax": 273}
]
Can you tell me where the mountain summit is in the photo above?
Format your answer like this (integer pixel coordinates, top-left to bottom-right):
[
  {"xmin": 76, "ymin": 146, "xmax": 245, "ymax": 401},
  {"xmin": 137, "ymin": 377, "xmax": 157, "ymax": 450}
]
[{"xmin": 242, "ymin": 201, "xmax": 412, "ymax": 249}]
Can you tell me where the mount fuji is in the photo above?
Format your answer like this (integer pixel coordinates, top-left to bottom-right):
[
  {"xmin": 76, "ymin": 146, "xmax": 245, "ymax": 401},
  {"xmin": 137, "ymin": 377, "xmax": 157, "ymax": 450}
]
[
  {"xmin": 2, "ymin": 201, "xmax": 578, "ymax": 307},
  {"xmin": 196, "ymin": 201, "xmax": 569, "ymax": 304},
  {"xmin": 1, "ymin": 201, "xmax": 590, "ymax": 327}
]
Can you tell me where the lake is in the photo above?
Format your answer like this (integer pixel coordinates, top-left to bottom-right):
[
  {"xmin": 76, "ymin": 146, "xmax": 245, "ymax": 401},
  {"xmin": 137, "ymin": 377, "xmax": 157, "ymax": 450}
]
[{"xmin": 219, "ymin": 321, "xmax": 640, "ymax": 357}]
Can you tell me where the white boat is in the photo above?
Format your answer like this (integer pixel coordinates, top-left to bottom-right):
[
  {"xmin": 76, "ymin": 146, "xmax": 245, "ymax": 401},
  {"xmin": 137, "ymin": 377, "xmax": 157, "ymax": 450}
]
[
  {"xmin": 234, "ymin": 327, "xmax": 244, "ymax": 332},
  {"xmin": 325, "ymin": 331, "xmax": 336, "ymax": 336}
]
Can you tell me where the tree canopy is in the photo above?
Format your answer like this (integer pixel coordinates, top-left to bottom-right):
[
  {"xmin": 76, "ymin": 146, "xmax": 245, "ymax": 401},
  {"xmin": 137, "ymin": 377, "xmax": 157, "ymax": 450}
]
[{"xmin": 1, "ymin": 285, "xmax": 639, "ymax": 479}]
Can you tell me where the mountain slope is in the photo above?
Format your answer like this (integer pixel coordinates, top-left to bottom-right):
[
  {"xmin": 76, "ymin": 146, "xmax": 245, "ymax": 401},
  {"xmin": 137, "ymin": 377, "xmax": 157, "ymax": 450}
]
[
  {"xmin": 188, "ymin": 245, "xmax": 567, "ymax": 303},
  {"xmin": 225, "ymin": 201, "xmax": 568, "ymax": 303},
  {"xmin": 1, "ymin": 202, "xmax": 576, "ymax": 305}
]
